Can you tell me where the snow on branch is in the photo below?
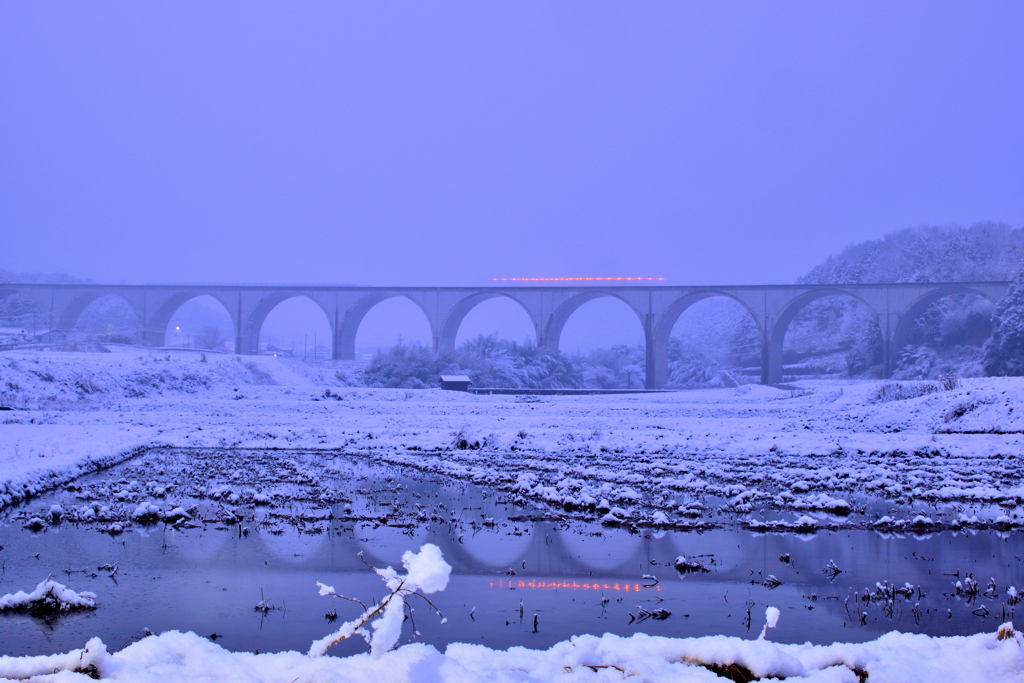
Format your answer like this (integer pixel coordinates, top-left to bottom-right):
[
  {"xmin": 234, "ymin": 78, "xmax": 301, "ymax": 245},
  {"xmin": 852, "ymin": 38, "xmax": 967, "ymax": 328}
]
[{"xmin": 308, "ymin": 543, "xmax": 451, "ymax": 658}]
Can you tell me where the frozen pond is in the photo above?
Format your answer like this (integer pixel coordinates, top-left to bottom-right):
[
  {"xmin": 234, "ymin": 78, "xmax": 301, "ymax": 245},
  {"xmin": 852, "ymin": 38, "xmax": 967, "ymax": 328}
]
[{"xmin": 0, "ymin": 448, "xmax": 1021, "ymax": 657}]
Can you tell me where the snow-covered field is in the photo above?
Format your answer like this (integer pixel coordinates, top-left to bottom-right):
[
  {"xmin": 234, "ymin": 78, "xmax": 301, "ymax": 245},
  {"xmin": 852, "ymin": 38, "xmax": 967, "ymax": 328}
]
[
  {"xmin": 2, "ymin": 350, "xmax": 1023, "ymax": 528},
  {"xmin": 1, "ymin": 349, "xmax": 1023, "ymax": 681}
]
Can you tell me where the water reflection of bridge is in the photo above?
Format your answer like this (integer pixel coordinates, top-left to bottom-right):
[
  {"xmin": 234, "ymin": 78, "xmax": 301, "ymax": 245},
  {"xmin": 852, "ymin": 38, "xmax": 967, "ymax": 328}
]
[
  {"xmin": 177, "ymin": 520, "xmax": 692, "ymax": 578},
  {"xmin": 156, "ymin": 515, "xmax": 1024, "ymax": 593},
  {"xmin": 2, "ymin": 281, "xmax": 1009, "ymax": 386}
]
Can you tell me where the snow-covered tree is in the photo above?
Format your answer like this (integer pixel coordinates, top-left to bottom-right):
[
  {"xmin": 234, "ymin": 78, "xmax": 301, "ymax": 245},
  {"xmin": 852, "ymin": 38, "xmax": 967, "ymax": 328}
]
[
  {"xmin": 795, "ymin": 222, "xmax": 1018, "ymax": 379},
  {"xmin": 983, "ymin": 267, "xmax": 1024, "ymax": 376},
  {"xmin": 362, "ymin": 335, "xmax": 585, "ymax": 389}
]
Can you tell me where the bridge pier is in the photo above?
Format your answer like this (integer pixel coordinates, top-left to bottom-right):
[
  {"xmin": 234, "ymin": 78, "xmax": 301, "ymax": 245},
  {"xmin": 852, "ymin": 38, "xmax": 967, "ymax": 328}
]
[
  {"xmin": 882, "ymin": 338, "xmax": 895, "ymax": 379},
  {"xmin": 760, "ymin": 338, "xmax": 772, "ymax": 385},
  {"xmin": 644, "ymin": 336, "xmax": 655, "ymax": 390}
]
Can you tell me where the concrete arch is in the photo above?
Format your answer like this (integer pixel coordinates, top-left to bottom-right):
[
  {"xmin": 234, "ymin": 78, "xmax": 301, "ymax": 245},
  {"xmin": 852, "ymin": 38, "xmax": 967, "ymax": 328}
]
[
  {"xmin": 144, "ymin": 292, "xmax": 238, "ymax": 349},
  {"xmin": 69, "ymin": 293, "xmax": 144, "ymax": 345},
  {"xmin": 767, "ymin": 288, "xmax": 883, "ymax": 384},
  {"xmin": 241, "ymin": 293, "xmax": 335, "ymax": 356},
  {"xmin": 543, "ymin": 291, "xmax": 647, "ymax": 355},
  {"xmin": 437, "ymin": 292, "xmax": 540, "ymax": 353},
  {"xmin": 891, "ymin": 285, "xmax": 999, "ymax": 360},
  {"xmin": 337, "ymin": 293, "xmax": 436, "ymax": 360},
  {"xmin": 652, "ymin": 291, "xmax": 765, "ymax": 389},
  {"xmin": 54, "ymin": 290, "xmax": 144, "ymax": 334}
]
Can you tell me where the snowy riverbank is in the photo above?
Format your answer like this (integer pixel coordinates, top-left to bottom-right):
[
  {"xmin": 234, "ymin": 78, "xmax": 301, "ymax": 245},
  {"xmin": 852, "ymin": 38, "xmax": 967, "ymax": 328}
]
[{"xmin": 1, "ymin": 621, "xmax": 1021, "ymax": 682}]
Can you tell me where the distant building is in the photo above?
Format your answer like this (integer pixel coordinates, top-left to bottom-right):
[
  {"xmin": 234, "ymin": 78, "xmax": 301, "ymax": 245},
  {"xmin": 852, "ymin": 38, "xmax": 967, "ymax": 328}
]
[{"xmin": 439, "ymin": 375, "xmax": 471, "ymax": 392}]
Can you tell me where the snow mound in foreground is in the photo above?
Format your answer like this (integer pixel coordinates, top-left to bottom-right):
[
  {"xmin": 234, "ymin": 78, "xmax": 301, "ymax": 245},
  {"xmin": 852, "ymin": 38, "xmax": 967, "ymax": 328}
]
[
  {"xmin": 0, "ymin": 578, "xmax": 96, "ymax": 613},
  {"xmin": 1, "ymin": 625, "xmax": 1021, "ymax": 682}
]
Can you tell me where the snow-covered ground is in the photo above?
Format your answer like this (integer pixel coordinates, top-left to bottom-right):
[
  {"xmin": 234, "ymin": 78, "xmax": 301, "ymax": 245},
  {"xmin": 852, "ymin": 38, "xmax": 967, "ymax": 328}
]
[
  {"xmin": 1, "ymin": 349, "xmax": 1023, "ymax": 680},
  {"xmin": 2, "ymin": 622, "xmax": 1021, "ymax": 682},
  {"xmin": 2, "ymin": 350, "xmax": 1022, "ymax": 528}
]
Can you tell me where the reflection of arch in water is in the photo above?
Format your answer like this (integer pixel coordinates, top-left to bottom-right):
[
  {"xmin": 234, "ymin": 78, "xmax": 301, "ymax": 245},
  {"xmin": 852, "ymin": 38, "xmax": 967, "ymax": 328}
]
[
  {"xmin": 149, "ymin": 520, "xmax": 621, "ymax": 575},
  {"xmin": 345, "ymin": 522, "xmax": 656, "ymax": 576},
  {"xmin": 392, "ymin": 522, "xmax": 631, "ymax": 575},
  {"xmin": 553, "ymin": 525, "xmax": 646, "ymax": 573},
  {"xmin": 247, "ymin": 518, "xmax": 495, "ymax": 574},
  {"xmin": 343, "ymin": 525, "xmax": 545, "ymax": 574},
  {"xmin": 669, "ymin": 529, "xmax": 751, "ymax": 575},
  {"xmin": 356, "ymin": 525, "xmax": 431, "ymax": 568},
  {"xmin": 163, "ymin": 525, "xmax": 248, "ymax": 564},
  {"xmin": 203, "ymin": 520, "xmax": 405, "ymax": 572},
  {"xmin": 458, "ymin": 528, "xmax": 535, "ymax": 568},
  {"xmin": 251, "ymin": 525, "xmax": 347, "ymax": 566},
  {"xmin": 359, "ymin": 523, "xmax": 675, "ymax": 576}
]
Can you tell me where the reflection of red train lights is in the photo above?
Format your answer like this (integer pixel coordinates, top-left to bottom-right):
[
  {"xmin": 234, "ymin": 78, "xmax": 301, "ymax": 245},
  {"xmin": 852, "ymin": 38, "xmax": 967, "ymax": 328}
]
[{"xmin": 489, "ymin": 579, "xmax": 660, "ymax": 592}]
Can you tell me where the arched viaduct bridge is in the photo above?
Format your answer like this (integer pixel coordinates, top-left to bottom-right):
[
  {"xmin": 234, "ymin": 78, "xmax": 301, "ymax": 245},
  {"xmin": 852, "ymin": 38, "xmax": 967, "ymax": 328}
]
[{"xmin": 0, "ymin": 281, "xmax": 1009, "ymax": 387}]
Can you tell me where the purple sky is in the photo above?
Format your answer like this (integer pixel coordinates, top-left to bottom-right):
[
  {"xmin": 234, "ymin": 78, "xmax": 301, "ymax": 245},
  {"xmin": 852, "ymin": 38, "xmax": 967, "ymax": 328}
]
[{"xmin": 2, "ymin": 2, "xmax": 1022, "ymax": 297}]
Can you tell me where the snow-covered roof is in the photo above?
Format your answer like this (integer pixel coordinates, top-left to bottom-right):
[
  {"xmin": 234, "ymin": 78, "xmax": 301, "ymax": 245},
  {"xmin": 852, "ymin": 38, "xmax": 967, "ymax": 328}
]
[{"xmin": 439, "ymin": 375, "xmax": 471, "ymax": 382}]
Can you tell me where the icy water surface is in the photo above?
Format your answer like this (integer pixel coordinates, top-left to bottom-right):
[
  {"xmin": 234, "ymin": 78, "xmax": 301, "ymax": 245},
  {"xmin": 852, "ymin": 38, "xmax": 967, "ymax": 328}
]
[{"xmin": 0, "ymin": 448, "xmax": 1021, "ymax": 657}]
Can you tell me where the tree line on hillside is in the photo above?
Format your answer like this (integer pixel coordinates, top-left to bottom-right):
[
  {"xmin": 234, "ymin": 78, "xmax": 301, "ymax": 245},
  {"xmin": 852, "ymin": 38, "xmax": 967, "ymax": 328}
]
[{"xmin": 789, "ymin": 222, "xmax": 1024, "ymax": 380}]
